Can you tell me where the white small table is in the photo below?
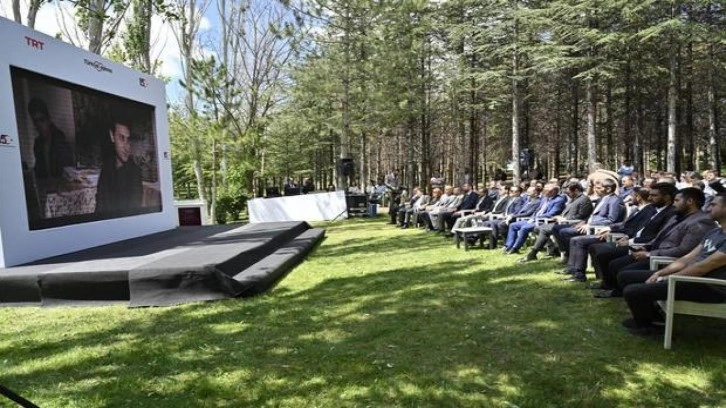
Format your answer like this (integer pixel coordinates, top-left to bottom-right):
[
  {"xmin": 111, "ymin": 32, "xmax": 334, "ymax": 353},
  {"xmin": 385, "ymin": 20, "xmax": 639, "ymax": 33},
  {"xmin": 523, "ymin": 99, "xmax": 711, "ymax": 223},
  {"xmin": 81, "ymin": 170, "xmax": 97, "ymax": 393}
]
[{"xmin": 454, "ymin": 227, "xmax": 493, "ymax": 251}]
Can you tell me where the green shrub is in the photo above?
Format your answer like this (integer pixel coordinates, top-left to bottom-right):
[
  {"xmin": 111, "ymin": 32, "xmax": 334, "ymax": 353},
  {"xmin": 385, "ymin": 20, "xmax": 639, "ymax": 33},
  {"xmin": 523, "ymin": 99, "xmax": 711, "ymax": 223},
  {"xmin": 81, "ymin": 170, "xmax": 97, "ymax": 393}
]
[{"xmin": 215, "ymin": 193, "xmax": 248, "ymax": 223}]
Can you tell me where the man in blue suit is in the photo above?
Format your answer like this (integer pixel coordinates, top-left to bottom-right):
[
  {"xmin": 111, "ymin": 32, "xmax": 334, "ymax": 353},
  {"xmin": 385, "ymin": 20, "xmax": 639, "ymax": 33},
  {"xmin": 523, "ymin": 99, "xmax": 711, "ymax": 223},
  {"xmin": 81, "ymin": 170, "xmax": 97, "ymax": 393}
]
[
  {"xmin": 551, "ymin": 178, "xmax": 624, "ymax": 263},
  {"xmin": 503, "ymin": 183, "xmax": 567, "ymax": 254}
]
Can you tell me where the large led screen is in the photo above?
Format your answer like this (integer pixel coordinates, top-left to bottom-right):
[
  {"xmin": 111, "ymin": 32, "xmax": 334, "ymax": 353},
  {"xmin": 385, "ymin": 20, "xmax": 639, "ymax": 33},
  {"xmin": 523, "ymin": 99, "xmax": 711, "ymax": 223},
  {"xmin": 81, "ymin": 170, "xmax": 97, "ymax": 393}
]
[{"xmin": 11, "ymin": 67, "xmax": 162, "ymax": 230}]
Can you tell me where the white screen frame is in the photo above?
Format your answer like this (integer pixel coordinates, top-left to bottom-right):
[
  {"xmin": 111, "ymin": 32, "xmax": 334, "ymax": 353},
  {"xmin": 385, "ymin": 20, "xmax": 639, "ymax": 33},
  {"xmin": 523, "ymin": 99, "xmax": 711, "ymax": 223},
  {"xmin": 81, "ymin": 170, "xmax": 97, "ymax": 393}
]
[{"xmin": 0, "ymin": 17, "xmax": 177, "ymax": 267}]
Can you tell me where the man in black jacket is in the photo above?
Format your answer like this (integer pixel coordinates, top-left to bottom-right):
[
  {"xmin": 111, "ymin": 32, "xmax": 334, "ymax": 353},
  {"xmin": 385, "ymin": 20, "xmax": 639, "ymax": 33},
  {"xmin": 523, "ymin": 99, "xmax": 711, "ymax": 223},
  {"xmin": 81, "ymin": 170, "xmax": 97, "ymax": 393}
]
[{"xmin": 95, "ymin": 117, "xmax": 143, "ymax": 215}]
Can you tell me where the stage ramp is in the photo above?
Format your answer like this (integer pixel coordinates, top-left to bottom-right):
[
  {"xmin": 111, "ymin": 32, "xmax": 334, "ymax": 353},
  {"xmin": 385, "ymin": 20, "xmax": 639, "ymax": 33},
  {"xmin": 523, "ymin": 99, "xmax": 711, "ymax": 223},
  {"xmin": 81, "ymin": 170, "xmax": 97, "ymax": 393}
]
[{"xmin": 0, "ymin": 222, "xmax": 324, "ymax": 307}]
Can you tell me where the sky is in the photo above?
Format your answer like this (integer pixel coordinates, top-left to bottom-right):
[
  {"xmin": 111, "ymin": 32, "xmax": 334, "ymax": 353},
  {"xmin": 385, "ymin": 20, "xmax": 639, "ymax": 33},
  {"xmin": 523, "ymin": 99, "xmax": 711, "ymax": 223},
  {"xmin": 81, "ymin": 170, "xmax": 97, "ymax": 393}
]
[{"xmin": 0, "ymin": 0, "xmax": 213, "ymax": 103}]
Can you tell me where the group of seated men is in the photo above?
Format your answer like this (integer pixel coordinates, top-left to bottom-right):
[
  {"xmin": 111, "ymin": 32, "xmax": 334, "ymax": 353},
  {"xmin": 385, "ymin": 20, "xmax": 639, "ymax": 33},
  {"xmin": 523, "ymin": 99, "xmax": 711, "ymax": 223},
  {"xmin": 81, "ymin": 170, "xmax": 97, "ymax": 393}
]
[{"xmin": 384, "ymin": 170, "xmax": 726, "ymax": 337}]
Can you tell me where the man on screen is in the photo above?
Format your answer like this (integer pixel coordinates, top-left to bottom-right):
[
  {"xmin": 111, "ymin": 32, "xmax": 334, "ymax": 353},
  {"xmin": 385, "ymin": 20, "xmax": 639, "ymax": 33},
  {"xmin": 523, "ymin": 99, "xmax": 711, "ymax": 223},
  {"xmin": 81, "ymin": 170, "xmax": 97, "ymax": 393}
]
[
  {"xmin": 95, "ymin": 116, "xmax": 143, "ymax": 214},
  {"xmin": 28, "ymin": 98, "xmax": 73, "ymax": 179}
]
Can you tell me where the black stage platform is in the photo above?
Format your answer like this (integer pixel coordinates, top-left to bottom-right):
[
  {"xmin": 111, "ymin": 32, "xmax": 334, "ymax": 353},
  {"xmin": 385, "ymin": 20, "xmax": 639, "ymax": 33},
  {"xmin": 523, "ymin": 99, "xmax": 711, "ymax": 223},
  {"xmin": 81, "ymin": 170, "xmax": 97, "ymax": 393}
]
[{"xmin": 0, "ymin": 222, "xmax": 324, "ymax": 307}]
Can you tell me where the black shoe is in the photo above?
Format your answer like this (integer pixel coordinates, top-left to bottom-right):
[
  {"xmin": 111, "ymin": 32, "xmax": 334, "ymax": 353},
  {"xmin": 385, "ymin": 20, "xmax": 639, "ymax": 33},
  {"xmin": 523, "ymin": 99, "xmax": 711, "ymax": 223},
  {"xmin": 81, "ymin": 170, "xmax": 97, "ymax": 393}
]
[
  {"xmin": 621, "ymin": 319, "xmax": 664, "ymax": 336},
  {"xmin": 517, "ymin": 254, "xmax": 537, "ymax": 264},
  {"xmin": 546, "ymin": 248, "xmax": 561, "ymax": 258},
  {"xmin": 563, "ymin": 272, "xmax": 586, "ymax": 282},
  {"xmin": 593, "ymin": 289, "xmax": 617, "ymax": 298}
]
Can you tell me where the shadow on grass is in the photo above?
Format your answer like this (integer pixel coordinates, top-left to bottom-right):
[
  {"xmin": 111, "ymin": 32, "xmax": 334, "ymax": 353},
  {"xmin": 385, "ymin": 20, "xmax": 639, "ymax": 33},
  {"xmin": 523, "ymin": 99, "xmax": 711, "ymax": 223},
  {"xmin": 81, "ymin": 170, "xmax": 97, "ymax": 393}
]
[{"xmin": 1, "ymin": 225, "xmax": 726, "ymax": 407}]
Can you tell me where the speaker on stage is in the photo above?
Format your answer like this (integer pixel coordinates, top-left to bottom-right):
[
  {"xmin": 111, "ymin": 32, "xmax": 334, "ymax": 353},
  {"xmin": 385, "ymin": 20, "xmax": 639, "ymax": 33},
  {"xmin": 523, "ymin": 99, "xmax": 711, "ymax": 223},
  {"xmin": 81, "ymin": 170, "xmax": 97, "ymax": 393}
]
[{"xmin": 338, "ymin": 158, "xmax": 355, "ymax": 177}]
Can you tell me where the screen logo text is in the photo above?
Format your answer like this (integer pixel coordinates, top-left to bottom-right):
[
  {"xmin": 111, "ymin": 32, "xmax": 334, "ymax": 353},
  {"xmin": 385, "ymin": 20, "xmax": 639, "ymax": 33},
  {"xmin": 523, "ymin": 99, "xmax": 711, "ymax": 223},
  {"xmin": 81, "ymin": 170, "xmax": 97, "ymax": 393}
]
[
  {"xmin": 24, "ymin": 36, "xmax": 44, "ymax": 50},
  {"xmin": 0, "ymin": 134, "xmax": 14, "ymax": 146},
  {"xmin": 83, "ymin": 59, "xmax": 113, "ymax": 74}
]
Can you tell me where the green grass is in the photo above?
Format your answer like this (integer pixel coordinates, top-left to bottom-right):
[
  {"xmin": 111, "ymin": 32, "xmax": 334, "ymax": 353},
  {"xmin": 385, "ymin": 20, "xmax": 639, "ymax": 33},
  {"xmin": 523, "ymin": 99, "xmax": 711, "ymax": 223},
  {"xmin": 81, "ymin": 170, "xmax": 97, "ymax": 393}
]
[{"xmin": 1, "ymin": 216, "xmax": 725, "ymax": 407}]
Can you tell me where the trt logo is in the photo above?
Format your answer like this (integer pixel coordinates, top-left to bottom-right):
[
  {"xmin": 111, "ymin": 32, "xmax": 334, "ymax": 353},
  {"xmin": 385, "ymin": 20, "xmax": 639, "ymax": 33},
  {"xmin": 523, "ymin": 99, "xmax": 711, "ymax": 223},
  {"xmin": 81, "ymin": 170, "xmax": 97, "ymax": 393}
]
[
  {"xmin": 139, "ymin": 78, "xmax": 148, "ymax": 88},
  {"xmin": 24, "ymin": 36, "xmax": 44, "ymax": 50},
  {"xmin": 0, "ymin": 134, "xmax": 13, "ymax": 146}
]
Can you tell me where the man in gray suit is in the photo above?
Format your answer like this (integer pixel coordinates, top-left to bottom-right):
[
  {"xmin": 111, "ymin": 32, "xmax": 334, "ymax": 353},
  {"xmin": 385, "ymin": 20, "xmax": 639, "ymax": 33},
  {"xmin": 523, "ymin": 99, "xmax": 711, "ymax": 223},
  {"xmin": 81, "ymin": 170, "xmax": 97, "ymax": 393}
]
[{"xmin": 518, "ymin": 182, "xmax": 593, "ymax": 263}]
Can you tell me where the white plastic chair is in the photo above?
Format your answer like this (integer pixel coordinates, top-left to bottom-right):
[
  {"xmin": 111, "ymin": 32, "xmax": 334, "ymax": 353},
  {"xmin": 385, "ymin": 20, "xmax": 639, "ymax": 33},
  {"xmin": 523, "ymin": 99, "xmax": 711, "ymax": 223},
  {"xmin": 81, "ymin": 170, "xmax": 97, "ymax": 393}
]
[{"xmin": 650, "ymin": 256, "xmax": 726, "ymax": 349}]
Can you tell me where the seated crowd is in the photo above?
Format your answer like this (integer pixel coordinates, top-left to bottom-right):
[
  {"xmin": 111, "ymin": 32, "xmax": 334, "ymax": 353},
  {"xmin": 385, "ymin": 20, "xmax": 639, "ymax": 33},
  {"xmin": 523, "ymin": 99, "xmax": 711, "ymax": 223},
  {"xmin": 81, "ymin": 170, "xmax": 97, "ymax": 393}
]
[{"xmin": 375, "ymin": 166, "xmax": 726, "ymax": 338}]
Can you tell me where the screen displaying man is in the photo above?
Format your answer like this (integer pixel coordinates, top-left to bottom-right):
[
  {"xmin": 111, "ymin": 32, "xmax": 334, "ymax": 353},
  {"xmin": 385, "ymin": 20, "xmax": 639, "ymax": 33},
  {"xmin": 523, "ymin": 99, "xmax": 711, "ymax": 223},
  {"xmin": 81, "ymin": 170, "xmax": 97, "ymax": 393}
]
[{"xmin": 95, "ymin": 117, "xmax": 143, "ymax": 214}]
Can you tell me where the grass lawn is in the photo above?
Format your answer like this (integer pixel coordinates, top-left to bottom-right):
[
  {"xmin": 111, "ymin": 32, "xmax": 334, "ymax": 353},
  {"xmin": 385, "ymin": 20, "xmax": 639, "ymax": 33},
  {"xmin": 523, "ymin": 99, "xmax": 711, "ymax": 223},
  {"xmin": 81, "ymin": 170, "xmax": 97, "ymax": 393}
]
[{"xmin": 1, "ymin": 216, "xmax": 725, "ymax": 407}]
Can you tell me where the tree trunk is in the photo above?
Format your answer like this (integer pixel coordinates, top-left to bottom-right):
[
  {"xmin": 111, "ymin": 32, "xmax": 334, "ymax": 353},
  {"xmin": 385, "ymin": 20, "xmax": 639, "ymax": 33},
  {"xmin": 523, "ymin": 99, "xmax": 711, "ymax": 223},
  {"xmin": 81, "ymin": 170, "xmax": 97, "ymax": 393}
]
[
  {"xmin": 12, "ymin": 0, "xmax": 21, "ymax": 23},
  {"xmin": 570, "ymin": 79, "xmax": 579, "ymax": 175},
  {"xmin": 210, "ymin": 138, "xmax": 218, "ymax": 223},
  {"xmin": 685, "ymin": 42, "xmax": 694, "ymax": 170},
  {"xmin": 586, "ymin": 78, "xmax": 597, "ymax": 172},
  {"xmin": 605, "ymin": 84, "xmax": 613, "ymax": 168},
  {"xmin": 180, "ymin": 0, "xmax": 208, "ymax": 210},
  {"xmin": 337, "ymin": 5, "xmax": 351, "ymax": 191},
  {"xmin": 666, "ymin": 51, "xmax": 677, "ymax": 174},
  {"xmin": 87, "ymin": 0, "xmax": 105, "ymax": 54},
  {"xmin": 27, "ymin": 0, "xmax": 43, "ymax": 28},
  {"xmin": 624, "ymin": 58, "xmax": 632, "ymax": 161},
  {"xmin": 511, "ymin": 18, "xmax": 521, "ymax": 185},
  {"xmin": 708, "ymin": 45, "xmax": 720, "ymax": 171}
]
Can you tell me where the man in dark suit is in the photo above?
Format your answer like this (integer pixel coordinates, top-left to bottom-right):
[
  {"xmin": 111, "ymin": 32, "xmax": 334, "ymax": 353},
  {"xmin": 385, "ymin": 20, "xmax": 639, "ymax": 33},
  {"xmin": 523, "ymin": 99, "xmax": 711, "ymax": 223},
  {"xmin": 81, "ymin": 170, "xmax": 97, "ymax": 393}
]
[
  {"xmin": 587, "ymin": 184, "xmax": 677, "ymax": 283},
  {"xmin": 503, "ymin": 183, "xmax": 567, "ymax": 254},
  {"xmin": 595, "ymin": 187, "xmax": 717, "ymax": 297},
  {"xmin": 518, "ymin": 182, "xmax": 593, "ymax": 262},
  {"xmin": 551, "ymin": 178, "xmax": 624, "ymax": 262}
]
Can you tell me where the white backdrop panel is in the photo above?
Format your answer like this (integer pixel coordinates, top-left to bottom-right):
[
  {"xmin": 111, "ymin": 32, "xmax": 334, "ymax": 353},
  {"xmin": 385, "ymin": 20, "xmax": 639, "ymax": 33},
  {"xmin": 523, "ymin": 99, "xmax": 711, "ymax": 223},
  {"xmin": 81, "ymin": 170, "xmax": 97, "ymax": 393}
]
[{"xmin": 248, "ymin": 191, "xmax": 348, "ymax": 223}]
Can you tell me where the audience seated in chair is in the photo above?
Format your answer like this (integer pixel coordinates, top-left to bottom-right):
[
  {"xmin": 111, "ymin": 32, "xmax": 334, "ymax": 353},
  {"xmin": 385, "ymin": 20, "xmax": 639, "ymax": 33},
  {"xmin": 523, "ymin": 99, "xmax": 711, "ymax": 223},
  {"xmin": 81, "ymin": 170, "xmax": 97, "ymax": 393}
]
[
  {"xmin": 397, "ymin": 187, "xmax": 429, "ymax": 228},
  {"xmin": 502, "ymin": 183, "xmax": 567, "ymax": 255},
  {"xmin": 518, "ymin": 181, "xmax": 593, "ymax": 263},
  {"xmin": 441, "ymin": 183, "xmax": 482, "ymax": 232},
  {"xmin": 592, "ymin": 187, "xmax": 717, "ymax": 295},
  {"xmin": 421, "ymin": 186, "xmax": 457, "ymax": 231},
  {"xmin": 617, "ymin": 192, "xmax": 726, "ymax": 337},
  {"xmin": 485, "ymin": 186, "xmax": 541, "ymax": 249},
  {"xmin": 585, "ymin": 184, "xmax": 678, "ymax": 286},
  {"xmin": 550, "ymin": 178, "xmax": 624, "ymax": 274},
  {"xmin": 452, "ymin": 185, "xmax": 510, "ymax": 231}
]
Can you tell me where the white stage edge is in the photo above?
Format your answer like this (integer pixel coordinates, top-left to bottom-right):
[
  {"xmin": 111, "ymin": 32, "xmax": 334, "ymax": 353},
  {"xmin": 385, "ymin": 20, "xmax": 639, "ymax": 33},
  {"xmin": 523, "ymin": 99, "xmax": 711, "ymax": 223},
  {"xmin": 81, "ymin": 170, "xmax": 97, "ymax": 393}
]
[
  {"xmin": 247, "ymin": 191, "xmax": 348, "ymax": 223},
  {"xmin": 0, "ymin": 18, "xmax": 176, "ymax": 267}
]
